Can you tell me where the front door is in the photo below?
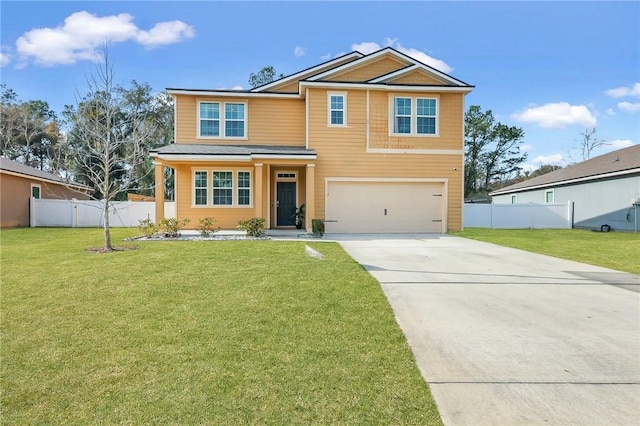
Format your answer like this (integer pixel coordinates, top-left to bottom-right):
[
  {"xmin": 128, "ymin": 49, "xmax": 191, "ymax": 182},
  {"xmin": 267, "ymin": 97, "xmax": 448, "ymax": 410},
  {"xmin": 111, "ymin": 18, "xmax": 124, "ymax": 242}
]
[{"xmin": 277, "ymin": 182, "xmax": 296, "ymax": 226}]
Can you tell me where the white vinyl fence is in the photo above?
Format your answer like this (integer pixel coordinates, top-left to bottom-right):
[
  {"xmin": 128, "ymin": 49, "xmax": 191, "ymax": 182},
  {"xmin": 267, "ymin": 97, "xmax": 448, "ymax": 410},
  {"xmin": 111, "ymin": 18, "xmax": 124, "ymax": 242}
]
[
  {"xmin": 31, "ymin": 199, "xmax": 176, "ymax": 228},
  {"xmin": 464, "ymin": 202, "xmax": 573, "ymax": 229}
]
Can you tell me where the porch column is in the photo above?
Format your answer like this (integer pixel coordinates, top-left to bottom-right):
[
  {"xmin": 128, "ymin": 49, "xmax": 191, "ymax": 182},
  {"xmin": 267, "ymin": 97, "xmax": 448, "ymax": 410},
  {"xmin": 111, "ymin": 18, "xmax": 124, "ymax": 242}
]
[
  {"xmin": 305, "ymin": 163, "xmax": 315, "ymax": 231},
  {"xmin": 154, "ymin": 161, "xmax": 165, "ymax": 223},
  {"xmin": 254, "ymin": 163, "xmax": 264, "ymax": 219}
]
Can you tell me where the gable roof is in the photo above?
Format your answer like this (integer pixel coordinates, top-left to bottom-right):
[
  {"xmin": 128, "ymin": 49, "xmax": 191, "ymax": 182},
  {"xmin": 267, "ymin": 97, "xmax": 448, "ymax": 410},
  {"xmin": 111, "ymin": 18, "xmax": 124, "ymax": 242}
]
[
  {"xmin": 306, "ymin": 47, "xmax": 471, "ymax": 87},
  {"xmin": 168, "ymin": 47, "xmax": 473, "ymax": 98},
  {"xmin": 490, "ymin": 144, "xmax": 640, "ymax": 195},
  {"xmin": 0, "ymin": 157, "xmax": 92, "ymax": 190},
  {"xmin": 250, "ymin": 51, "xmax": 363, "ymax": 93}
]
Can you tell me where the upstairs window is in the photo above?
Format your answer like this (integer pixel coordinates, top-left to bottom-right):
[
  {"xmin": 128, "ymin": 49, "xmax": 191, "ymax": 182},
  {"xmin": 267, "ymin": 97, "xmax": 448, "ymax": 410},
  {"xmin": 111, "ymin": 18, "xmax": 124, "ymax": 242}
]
[
  {"xmin": 198, "ymin": 101, "xmax": 246, "ymax": 138},
  {"xmin": 199, "ymin": 103, "xmax": 220, "ymax": 137},
  {"xmin": 392, "ymin": 96, "xmax": 438, "ymax": 136},
  {"xmin": 328, "ymin": 92, "xmax": 347, "ymax": 126},
  {"xmin": 394, "ymin": 98, "xmax": 412, "ymax": 134},
  {"xmin": 225, "ymin": 103, "xmax": 245, "ymax": 137},
  {"xmin": 417, "ymin": 99, "xmax": 437, "ymax": 134}
]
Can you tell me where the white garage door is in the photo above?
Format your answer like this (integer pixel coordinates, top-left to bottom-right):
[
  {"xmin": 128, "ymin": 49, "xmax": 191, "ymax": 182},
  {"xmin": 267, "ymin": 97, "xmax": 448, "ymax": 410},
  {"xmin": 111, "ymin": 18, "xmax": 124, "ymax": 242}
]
[{"xmin": 325, "ymin": 181, "xmax": 445, "ymax": 233}]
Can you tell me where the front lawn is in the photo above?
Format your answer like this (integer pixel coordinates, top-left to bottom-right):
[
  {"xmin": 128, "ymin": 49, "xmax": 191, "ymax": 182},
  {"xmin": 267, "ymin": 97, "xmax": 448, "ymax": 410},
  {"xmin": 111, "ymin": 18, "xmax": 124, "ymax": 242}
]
[
  {"xmin": 0, "ymin": 228, "xmax": 441, "ymax": 425},
  {"xmin": 453, "ymin": 228, "xmax": 640, "ymax": 274}
]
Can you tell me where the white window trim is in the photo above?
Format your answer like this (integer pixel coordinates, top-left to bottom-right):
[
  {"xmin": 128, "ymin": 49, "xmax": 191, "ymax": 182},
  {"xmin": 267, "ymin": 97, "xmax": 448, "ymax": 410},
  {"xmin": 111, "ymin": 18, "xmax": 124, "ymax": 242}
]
[
  {"xmin": 276, "ymin": 171, "xmax": 297, "ymax": 180},
  {"xmin": 197, "ymin": 100, "xmax": 248, "ymax": 140},
  {"xmin": 191, "ymin": 168, "xmax": 253, "ymax": 208},
  {"xmin": 212, "ymin": 170, "xmax": 234, "ymax": 206},
  {"xmin": 30, "ymin": 183, "xmax": 41, "ymax": 199},
  {"xmin": 193, "ymin": 170, "xmax": 209, "ymax": 206},
  {"xmin": 237, "ymin": 170, "xmax": 252, "ymax": 207},
  {"xmin": 388, "ymin": 94, "xmax": 439, "ymax": 137},
  {"xmin": 545, "ymin": 190, "xmax": 554, "ymax": 203},
  {"xmin": 327, "ymin": 91, "xmax": 347, "ymax": 127}
]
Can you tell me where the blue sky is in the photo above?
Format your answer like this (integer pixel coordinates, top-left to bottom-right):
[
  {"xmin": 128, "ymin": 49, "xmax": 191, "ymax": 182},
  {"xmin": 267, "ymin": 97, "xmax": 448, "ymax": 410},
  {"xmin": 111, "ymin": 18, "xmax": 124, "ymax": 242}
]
[{"xmin": 1, "ymin": 1, "xmax": 638, "ymax": 170}]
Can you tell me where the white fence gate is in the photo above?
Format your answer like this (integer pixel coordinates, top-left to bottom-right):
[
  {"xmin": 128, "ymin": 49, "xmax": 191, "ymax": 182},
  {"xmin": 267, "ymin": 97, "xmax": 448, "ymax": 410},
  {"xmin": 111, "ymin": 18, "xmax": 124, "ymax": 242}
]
[
  {"xmin": 464, "ymin": 202, "xmax": 573, "ymax": 229},
  {"xmin": 30, "ymin": 199, "xmax": 176, "ymax": 228}
]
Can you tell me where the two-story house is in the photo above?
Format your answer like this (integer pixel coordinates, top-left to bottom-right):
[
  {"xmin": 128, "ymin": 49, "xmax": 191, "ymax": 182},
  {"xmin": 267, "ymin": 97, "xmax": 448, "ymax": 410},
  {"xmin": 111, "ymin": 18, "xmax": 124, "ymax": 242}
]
[{"xmin": 151, "ymin": 47, "xmax": 474, "ymax": 233}]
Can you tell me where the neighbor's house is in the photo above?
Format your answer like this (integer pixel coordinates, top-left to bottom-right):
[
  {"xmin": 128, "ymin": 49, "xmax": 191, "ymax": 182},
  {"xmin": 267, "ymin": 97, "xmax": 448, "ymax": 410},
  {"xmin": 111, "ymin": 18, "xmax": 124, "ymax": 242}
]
[
  {"xmin": 151, "ymin": 47, "xmax": 474, "ymax": 233},
  {"xmin": 491, "ymin": 145, "xmax": 640, "ymax": 231},
  {"xmin": 0, "ymin": 158, "xmax": 91, "ymax": 227}
]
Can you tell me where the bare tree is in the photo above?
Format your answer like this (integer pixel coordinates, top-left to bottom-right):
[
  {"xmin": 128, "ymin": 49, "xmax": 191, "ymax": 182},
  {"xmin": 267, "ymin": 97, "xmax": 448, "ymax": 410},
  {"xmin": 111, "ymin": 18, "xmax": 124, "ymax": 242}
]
[
  {"xmin": 59, "ymin": 49, "xmax": 153, "ymax": 251},
  {"xmin": 573, "ymin": 127, "xmax": 609, "ymax": 162}
]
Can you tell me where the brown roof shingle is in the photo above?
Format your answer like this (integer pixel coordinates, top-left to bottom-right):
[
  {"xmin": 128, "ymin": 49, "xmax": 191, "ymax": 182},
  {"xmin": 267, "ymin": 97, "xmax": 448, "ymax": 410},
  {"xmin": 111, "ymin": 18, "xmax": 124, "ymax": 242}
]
[
  {"xmin": 0, "ymin": 157, "xmax": 91, "ymax": 189},
  {"xmin": 490, "ymin": 144, "xmax": 640, "ymax": 195}
]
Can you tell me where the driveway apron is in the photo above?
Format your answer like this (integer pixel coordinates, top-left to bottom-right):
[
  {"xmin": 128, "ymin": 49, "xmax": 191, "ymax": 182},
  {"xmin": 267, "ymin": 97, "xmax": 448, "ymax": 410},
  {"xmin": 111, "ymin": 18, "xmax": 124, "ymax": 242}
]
[{"xmin": 336, "ymin": 234, "xmax": 640, "ymax": 426}]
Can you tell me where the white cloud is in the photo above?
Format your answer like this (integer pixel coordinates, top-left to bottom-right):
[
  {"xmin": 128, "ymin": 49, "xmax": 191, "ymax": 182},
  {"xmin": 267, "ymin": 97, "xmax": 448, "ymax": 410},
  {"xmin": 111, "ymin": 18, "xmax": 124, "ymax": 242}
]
[
  {"xmin": 532, "ymin": 154, "xmax": 564, "ymax": 165},
  {"xmin": 216, "ymin": 85, "xmax": 244, "ymax": 91},
  {"xmin": 520, "ymin": 144, "xmax": 533, "ymax": 152},
  {"xmin": 512, "ymin": 102, "xmax": 597, "ymax": 129},
  {"xmin": 618, "ymin": 101, "xmax": 640, "ymax": 113},
  {"xmin": 606, "ymin": 108, "xmax": 615, "ymax": 116},
  {"xmin": 0, "ymin": 52, "xmax": 10, "ymax": 67},
  {"xmin": 604, "ymin": 82, "xmax": 640, "ymax": 98},
  {"xmin": 608, "ymin": 139, "xmax": 635, "ymax": 149},
  {"xmin": 351, "ymin": 41, "xmax": 383, "ymax": 54},
  {"xmin": 15, "ymin": 11, "xmax": 194, "ymax": 66},
  {"xmin": 320, "ymin": 53, "xmax": 331, "ymax": 60},
  {"xmin": 294, "ymin": 46, "xmax": 306, "ymax": 57},
  {"xmin": 351, "ymin": 39, "xmax": 453, "ymax": 73},
  {"xmin": 135, "ymin": 20, "xmax": 194, "ymax": 48}
]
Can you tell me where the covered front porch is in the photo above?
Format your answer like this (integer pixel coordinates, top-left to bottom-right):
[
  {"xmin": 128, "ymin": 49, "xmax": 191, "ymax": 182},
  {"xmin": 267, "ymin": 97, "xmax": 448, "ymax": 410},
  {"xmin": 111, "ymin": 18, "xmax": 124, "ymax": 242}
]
[{"xmin": 150, "ymin": 144, "xmax": 317, "ymax": 231}]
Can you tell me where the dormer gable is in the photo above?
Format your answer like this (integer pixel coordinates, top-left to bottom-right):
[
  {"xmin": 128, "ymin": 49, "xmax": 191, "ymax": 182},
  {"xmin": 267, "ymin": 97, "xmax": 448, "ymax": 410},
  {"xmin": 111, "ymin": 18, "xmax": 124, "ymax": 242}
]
[{"xmin": 306, "ymin": 47, "xmax": 470, "ymax": 87}]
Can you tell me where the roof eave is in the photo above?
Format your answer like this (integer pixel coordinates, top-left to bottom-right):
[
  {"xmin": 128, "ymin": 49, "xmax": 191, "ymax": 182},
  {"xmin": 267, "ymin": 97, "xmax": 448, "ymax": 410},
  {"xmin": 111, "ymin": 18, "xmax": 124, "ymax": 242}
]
[{"xmin": 490, "ymin": 168, "xmax": 640, "ymax": 195}]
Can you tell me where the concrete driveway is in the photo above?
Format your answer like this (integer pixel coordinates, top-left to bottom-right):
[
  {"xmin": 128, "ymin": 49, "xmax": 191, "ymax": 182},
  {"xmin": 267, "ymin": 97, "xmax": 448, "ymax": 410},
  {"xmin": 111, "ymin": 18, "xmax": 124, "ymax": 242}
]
[{"xmin": 335, "ymin": 234, "xmax": 640, "ymax": 426}]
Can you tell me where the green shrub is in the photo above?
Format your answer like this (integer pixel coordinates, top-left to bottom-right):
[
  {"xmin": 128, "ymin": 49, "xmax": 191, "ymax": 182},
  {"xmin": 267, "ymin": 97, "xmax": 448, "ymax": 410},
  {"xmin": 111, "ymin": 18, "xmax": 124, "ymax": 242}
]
[
  {"xmin": 312, "ymin": 219, "xmax": 325, "ymax": 236},
  {"xmin": 158, "ymin": 217, "xmax": 190, "ymax": 238},
  {"xmin": 238, "ymin": 218, "xmax": 265, "ymax": 237},
  {"xmin": 138, "ymin": 218, "xmax": 157, "ymax": 238},
  {"xmin": 198, "ymin": 217, "xmax": 219, "ymax": 237}
]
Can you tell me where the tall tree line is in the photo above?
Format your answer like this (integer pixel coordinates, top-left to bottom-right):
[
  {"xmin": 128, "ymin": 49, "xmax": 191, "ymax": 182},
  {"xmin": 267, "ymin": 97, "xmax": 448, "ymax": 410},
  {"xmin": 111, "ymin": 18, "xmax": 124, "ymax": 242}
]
[
  {"xmin": 0, "ymin": 82, "xmax": 174, "ymax": 199},
  {"xmin": 464, "ymin": 105, "xmax": 528, "ymax": 198}
]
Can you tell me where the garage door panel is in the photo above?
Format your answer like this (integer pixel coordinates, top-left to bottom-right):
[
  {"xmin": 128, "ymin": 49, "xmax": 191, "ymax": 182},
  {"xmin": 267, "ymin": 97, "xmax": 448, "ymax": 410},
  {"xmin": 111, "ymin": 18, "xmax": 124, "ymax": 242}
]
[{"xmin": 326, "ymin": 181, "xmax": 445, "ymax": 233}]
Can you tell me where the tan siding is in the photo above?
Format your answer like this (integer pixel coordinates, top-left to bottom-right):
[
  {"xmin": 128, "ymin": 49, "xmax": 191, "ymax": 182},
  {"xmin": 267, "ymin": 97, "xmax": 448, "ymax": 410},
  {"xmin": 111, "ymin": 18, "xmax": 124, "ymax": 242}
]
[
  {"xmin": 0, "ymin": 173, "xmax": 90, "ymax": 227},
  {"xmin": 389, "ymin": 70, "xmax": 446, "ymax": 85},
  {"xmin": 164, "ymin": 160, "xmax": 312, "ymax": 230},
  {"xmin": 270, "ymin": 81, "xmax": 299, "ymax": 93},
  {"xmin": 175, "ymin": 95, "xmax": 305, "ymax": 146},
  {"xmin": 325, "ymin": 55, "xmax": 407, "ymax": 82},
  {"xmin": 369, "ymin": 91, "xmax": 463, "ymax": 150},
  {"xmin": 267, "ymin": 56, "xmax": 361, "ymax": 93},
  {"xmin": 306, "ymin": 87, "xmax": 463, "ymax": 232},
  {"xmin": 173, "ymin": 162, "xmax": 266, "ymax": 229}
]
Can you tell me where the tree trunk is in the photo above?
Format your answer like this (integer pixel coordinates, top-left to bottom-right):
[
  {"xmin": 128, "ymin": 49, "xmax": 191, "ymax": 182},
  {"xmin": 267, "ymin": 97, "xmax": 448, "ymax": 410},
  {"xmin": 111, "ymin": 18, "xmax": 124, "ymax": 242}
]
[{"xmin": 103, "ymin": 199, "xmax": 112, "ymax": 251}]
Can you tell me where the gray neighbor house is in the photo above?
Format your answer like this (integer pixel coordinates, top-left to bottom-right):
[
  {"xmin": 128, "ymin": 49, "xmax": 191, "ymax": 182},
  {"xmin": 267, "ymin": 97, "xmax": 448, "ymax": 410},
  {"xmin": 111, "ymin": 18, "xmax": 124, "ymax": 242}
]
[{"xmin": 490, "ymin": 144, "xmax": 640, "ymax": 232}]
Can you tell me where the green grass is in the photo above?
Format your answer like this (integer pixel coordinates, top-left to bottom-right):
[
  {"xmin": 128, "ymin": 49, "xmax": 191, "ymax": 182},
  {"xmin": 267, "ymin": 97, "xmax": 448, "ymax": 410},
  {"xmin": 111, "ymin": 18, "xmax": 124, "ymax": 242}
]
[
  {"xmin": 453, "ymin": 228, "xmax": 640, "ymax": 274},
  {"xmin": 0, "ymin": 228, "xmax": 441, "ymax": 425}
]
